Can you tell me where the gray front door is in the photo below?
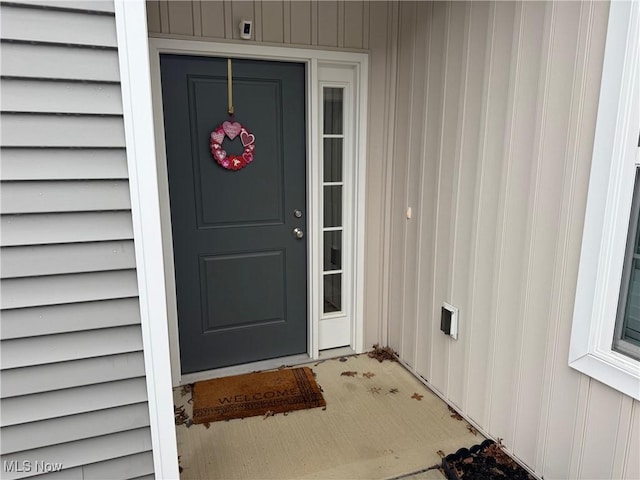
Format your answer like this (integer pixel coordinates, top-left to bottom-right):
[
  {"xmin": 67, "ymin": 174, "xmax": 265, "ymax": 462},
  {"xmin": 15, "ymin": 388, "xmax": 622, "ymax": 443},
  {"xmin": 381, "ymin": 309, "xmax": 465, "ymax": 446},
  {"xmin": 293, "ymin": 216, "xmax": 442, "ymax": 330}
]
[{"xmin": 160, "ymin": 55, "xmax": 307, "ymax": 374}]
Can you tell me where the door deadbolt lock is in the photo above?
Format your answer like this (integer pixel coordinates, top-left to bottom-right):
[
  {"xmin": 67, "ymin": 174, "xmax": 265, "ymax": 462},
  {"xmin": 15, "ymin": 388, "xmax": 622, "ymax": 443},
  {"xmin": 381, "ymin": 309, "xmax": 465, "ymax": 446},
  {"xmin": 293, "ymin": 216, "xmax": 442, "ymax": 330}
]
[
  {"xmin": 293, "ymin": 228, "xmax": 304, "ymax": 239},
  {"xmin": 293, "ymin": 209, "xmax": 303, "ymax": 218}
]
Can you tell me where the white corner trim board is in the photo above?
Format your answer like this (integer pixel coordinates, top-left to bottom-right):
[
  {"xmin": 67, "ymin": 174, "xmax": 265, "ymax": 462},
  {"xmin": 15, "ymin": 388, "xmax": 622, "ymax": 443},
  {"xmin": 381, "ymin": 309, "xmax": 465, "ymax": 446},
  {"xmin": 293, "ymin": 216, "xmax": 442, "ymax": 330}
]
[
  {"xmin": 114, "ymin": 1, "xmax": 180, "ymax": 478},
  {"xmin": 569, "ymin": 0, "xmax": 640, "ymax": 400}
]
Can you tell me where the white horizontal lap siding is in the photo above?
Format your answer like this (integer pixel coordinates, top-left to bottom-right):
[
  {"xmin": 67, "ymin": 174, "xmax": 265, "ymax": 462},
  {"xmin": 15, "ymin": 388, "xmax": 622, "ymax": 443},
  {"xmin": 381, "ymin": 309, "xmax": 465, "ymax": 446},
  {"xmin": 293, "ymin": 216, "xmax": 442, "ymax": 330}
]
[
  {"xmin": 1, "ymin": 211, "xmax": 134, "ymax": 246},
  {"xmin": 1, "ymin": 79, "xmax": 124, "ymax": 115},
  {"xmin": 0, "ymin": 2, "xmax": 152, "ymax": 479},
  {"xmin": 79, "ymin": 452, "xmax": 154, "ymax": 480},
  {"xmin": 0, "ymin": 377, "xmax": 149, "ymax": 427},
  {"xmin": 0, "ymin": 298, "xmax": 141, "ymax": 340},
  {"xmin": 0, "ymin": 180, "xmax": 132, "ymax": 214},
  {"xmin": 13, "ymin": 0, "xmax": 114, "ymax": 13},
  {"xmin": 1, "ymin": 43, "xmax": 120, "ymax": 81},
  {"xmin": 1, "ymin": 115, "xmax": 125, "ymax": 148},
  {"xmin": 0, "ymin": 5, "xmax": 117, "ymax": 47},
  {"xmin": 1, "ymin": 351, "xmax": 146, "ymax": 397},
  {"xmin": 0, "ymin": 428, "xmax": 152, "ymax": 480},
  {"xmin": 0, "ymin": 270, "xmax": 139, "ymax": 310},
  {"xmin": 0, "ymin": 241, "xmax": 136, "ymax": 278},
  {"xmin": 0, "ymin": 325, "xmax": 143, "ymax": 369},
  {"xmin": 12, "ymin": 452, "xmax": 155, "ymax": 480},
  {"xmin": 1, "ymin": 149, "xmax": 129, "ymax": 181},
  {"xmin": 1, "ymin": 403, "xmax": 151, "ymax": 455}
]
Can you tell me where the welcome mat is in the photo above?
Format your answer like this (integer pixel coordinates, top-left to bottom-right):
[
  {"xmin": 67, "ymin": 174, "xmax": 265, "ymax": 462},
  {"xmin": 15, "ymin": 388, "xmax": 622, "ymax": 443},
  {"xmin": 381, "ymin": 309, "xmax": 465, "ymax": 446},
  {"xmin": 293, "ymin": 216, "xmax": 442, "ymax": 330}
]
[{"xmin": 192, "ymin": 367, "xmax": 326, "ymax": 423}]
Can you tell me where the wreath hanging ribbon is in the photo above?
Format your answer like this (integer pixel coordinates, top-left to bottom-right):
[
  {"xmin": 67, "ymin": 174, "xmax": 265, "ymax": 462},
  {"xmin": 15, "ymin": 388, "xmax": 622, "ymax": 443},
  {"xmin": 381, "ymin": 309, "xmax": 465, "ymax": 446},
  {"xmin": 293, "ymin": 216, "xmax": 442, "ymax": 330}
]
[{"xmin": 210, "ymin": 59, "xmax": 256, "ymax": 171}]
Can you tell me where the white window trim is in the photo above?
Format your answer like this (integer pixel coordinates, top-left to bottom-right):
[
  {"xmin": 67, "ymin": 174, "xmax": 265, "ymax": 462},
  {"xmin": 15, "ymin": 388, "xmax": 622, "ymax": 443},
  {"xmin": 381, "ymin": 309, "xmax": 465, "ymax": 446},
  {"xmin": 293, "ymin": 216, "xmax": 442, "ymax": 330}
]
[
  {"xmin": 569, "ymin": 0, "xmax": 640, "ymax": 400},
  {"xmin": 318, "ymin": 67, "xmax": 359, "ymax": 349}
]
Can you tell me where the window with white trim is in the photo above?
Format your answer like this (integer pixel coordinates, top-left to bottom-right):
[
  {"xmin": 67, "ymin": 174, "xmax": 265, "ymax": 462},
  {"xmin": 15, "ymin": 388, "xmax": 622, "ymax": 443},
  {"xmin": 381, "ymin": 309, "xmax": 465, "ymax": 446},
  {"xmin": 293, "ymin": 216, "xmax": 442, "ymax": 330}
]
[
  {"xmin": 569, "ymin": 0, "xmax": 640, "ymax": 400},
  {"xmin": 614, "ymin": 167, "xmax": 640, "ymax": 361},
  {"xmin": 323, "ymin": 87, "xmax": 345, "ymax": 315},
  {"xmin": 317, "ymin": 63, "xmax": 358, "ymax": 350}
]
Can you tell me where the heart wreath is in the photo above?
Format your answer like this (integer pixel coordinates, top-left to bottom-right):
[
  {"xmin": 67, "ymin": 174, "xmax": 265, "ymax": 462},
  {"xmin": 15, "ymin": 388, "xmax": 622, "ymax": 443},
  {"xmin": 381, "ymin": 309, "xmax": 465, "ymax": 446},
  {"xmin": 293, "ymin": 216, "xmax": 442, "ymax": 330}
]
[{"xmin": 210, "ymin": 121, "xmax": 255, "ymax": 171}]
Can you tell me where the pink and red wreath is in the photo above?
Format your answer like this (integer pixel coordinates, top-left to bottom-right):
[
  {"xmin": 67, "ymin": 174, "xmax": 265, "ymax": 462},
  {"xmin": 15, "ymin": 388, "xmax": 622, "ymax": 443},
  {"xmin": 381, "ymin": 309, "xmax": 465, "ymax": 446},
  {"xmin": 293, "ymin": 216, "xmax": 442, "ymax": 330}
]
[{"xmin": 210, "ymin": 120, "xmax": 255, "ymax": 171}]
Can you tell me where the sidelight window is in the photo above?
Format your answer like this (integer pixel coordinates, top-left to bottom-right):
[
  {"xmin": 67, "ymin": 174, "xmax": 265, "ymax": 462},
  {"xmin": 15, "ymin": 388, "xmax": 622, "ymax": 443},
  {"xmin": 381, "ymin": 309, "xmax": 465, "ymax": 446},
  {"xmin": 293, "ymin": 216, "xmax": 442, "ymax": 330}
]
[
  {"xmin": 315, "ymin": 60, "xmax": 363, "ymax": 352},
  {"xmin": 322, "ymin": 87, "xmax": 345, "ymax": 314}
]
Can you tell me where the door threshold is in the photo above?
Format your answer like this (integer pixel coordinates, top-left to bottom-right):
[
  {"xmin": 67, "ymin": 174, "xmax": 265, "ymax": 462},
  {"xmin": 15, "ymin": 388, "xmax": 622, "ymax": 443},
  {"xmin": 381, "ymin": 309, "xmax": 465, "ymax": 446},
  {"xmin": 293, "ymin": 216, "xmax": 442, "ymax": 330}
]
[
  {"xmin": 316, "ymin": 345, "xmax": 356, "ymax": 360},
  {"xmin": 179, "ymin": 353, "xmax": 312, "ymax": 386},
  {"xmin": 178, "ymin": 347, "xmax": 356, "ymax": 386}
]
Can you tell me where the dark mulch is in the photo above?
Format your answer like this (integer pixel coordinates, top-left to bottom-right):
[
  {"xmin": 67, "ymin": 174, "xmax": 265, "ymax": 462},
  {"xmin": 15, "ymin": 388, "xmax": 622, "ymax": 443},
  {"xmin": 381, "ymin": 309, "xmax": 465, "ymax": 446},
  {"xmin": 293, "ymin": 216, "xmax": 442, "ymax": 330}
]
[{"xmin": 442, "ymin": 439, "xmax": 535, "ymax": 480}]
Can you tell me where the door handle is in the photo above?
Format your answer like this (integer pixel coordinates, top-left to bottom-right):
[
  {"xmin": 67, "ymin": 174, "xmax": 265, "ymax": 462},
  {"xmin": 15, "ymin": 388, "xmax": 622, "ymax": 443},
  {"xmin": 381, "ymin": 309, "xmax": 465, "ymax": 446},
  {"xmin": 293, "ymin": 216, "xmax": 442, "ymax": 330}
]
[{"xmin": 293, "ymin": 228, "xmax": 304, "ymax": 239}]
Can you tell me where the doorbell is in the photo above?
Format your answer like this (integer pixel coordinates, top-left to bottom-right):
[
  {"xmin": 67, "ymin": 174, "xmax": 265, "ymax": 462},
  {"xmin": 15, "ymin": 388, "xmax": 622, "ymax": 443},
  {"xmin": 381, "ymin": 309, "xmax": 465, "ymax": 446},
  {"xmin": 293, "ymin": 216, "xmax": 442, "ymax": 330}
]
[{"xmin": 240, "ymin": 19, "xmax": 253, "ymax": 40}]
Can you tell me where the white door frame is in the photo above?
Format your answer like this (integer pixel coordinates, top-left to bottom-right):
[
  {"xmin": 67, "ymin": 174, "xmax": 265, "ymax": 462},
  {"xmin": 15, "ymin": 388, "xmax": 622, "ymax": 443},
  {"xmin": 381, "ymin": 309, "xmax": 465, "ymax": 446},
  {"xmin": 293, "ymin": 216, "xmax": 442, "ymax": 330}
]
[{"xmin": 147, "ymin": 39, "xmax": 368, "ymax": 385}]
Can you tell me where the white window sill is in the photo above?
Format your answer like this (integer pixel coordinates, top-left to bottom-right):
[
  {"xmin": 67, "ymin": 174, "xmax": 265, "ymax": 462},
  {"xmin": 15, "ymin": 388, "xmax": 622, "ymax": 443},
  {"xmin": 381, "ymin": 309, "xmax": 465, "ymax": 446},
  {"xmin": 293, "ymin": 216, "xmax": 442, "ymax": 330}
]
[{"xmin": 568, "ymin": 0, "xmax": 640, "ymax": 401}]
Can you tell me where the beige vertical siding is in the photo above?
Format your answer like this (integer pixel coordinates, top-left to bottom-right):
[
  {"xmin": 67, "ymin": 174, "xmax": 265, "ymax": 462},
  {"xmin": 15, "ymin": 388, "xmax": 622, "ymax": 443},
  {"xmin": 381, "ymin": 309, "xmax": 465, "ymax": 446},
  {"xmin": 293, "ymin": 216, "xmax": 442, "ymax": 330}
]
[
  {"xmin": 148, "ymin": 0, "xmax": 371, "ymax": 50},
  {"xmin": 388, "ymin": 2, "xmax": 640, "ymax": 479},
  {"xmin": 0, "ymin": 1, "xmax": 153, "ymax": 478}
]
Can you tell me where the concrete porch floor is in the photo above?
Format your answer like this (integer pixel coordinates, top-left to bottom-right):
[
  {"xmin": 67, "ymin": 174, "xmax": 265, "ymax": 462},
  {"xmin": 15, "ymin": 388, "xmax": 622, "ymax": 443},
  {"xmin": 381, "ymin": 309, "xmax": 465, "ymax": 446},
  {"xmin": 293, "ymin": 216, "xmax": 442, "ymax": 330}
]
[{"xmin": 173, "ymin": 355, "xmax": 482, "ymax": 479}]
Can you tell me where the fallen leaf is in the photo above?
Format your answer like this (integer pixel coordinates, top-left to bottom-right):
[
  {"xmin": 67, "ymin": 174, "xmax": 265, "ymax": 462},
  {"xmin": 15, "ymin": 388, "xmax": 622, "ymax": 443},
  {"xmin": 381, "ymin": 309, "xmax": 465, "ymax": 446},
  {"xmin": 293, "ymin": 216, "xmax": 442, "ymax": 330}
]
[
  {"xmin": 362, "ymin": 372, "xmax": 375, "ymax": 379},
  {"xmin": 341, "ymin": 371, "xmax": 358, "ymax": 377},
  {"xmin": 369, "ymin": 386, "xmax": 381, "ymax": 394},
  {"xmin": 448, "ymin": 406, "xmax": 463, "ymax": 421},
  {"xmin": 368, "ymin": 344, "xmax": 398, "ymax": 362},
  {"xmin": 411, "ymin": 393, "xmax": 424, "ymax": 401},
  {"xmin": 174, "ymin": 405, "xmax": 189, "ymax": 425},
  {"xmin": 389, "ymin": 388, "xmax": 399, "ymax": 394}
]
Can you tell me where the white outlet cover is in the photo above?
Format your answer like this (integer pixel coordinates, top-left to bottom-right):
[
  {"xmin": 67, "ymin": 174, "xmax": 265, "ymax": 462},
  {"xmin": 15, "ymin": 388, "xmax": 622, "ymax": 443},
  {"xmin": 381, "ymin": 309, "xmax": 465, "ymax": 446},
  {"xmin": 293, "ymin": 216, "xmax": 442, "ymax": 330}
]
[{"xmin": 443, "ymin": 302, "xmax": 458, "ymax": 340}]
